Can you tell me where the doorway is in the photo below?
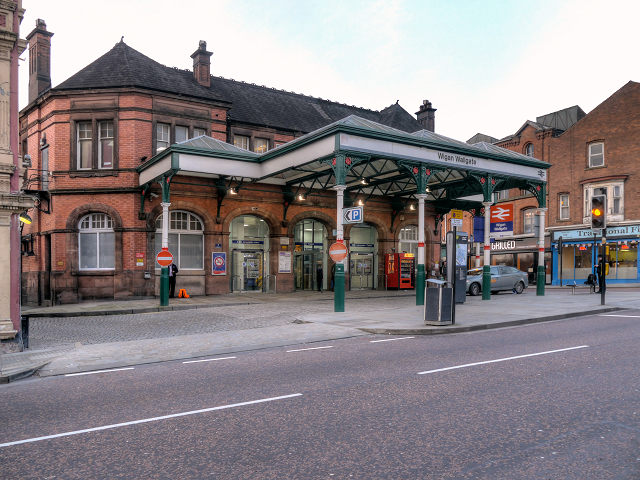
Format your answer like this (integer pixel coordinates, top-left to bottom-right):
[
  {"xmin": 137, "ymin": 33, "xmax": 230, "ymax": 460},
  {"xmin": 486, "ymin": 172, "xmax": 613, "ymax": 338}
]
[
  {"xmin": 350, "ymin": 253, "xmax": 374, "ymax": 289},
  {"xmin": 294, "ymin": 252, "xmax": 323, "ymax": 290},
  {"xmin": 232, "ymin": 250, "xmax": 264, "ymax": 292}
]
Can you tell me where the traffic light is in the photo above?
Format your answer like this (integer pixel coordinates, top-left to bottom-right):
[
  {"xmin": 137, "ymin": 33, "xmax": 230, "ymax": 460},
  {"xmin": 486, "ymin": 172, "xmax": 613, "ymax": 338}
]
[{"xmin": 591, "ymin": 195, "xmax": 606, "ymax": 229}]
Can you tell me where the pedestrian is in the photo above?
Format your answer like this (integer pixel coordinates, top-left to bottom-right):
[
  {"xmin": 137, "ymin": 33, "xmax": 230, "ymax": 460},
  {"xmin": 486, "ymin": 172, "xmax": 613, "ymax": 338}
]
[
  {"xmin": 440, "ymin": 260, "xmax": 447, "ymax": 280},
  {"xmin": 169, "ymin": 261, "xmax": 179, "ymax": 298},
  {"xmin": 595, "ymin": 254, "xmax": 603, "ymax": 292},
  {"xmin": 317, "ymin": 265, "xmax": 324, "ymax": 292}
]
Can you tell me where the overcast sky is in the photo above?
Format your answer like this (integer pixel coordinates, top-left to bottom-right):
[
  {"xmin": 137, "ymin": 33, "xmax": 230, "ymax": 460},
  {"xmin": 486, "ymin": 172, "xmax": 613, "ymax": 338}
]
[{"xmin": 18, "ymin": 0, "xmax": 640, "ymax": 142}]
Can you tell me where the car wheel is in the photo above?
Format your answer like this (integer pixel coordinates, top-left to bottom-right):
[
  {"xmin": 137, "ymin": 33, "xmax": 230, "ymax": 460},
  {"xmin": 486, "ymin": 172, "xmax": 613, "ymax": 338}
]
[
  {"xmin": 515, "ymin": 281, "xmax": 525, "ymax": 294},
  {"xmin": 469, "ymin": 283, "xmax": 480, "ymax": 296}
]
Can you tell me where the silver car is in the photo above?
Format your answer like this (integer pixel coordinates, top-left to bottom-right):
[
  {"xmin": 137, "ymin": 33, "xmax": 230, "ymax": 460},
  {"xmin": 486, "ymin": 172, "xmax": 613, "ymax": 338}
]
[{"xmin": 466, "ymin": 266, "xmax": 529, "ymax": 296}]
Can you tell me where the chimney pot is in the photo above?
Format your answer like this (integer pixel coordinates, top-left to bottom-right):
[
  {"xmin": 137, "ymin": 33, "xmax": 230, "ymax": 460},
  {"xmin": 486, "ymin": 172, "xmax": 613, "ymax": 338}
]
[
  {"xmin": 416, "ymin": 99, "xmax": 436, "ymax": 132},
  {"xmin": 26, "ymin": 19, "xmax": 54, "ymax": 104},
  {"xmin": 191, "ymin": 40, "xmax": 213, "ymax": 88}
]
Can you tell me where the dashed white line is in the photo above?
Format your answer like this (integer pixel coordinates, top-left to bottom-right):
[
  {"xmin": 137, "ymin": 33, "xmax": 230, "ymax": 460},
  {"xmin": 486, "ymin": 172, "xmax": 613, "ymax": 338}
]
[
  {"xmin": 286, "ymin": 346, "xmax": 333, "ymax": 353},
  {"xmin": 65, "ymin": 367, "xmax": 134, "ymax": 377},
  {"xmin": 417, "ymin": 345, "xmax": 589, "ymax": 375},
  {"xmin": 370, "ymin": 337, "xmax": 415, "ymax": 343},
  {"xmin": 599, "ymin": 314, "xmax": 640, "ymax": 318},
  {"xmin": 183, "ymin": 356, "xmax": 236, "ymax": 364},
  {"xmin": 0, "ymin": 393, "xmax": 303, "ymax": 448}
]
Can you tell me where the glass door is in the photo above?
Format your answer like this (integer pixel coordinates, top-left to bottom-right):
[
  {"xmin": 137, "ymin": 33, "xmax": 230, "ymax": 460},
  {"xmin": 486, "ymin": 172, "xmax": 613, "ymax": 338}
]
[
  {"xmin": 295, "ymin": 252, "xmax": 323, "ymax": 290},
  {"xmin": 232, "ymin": 250, "xmax": 264, "ymax": 292},
  {"xmin": 350, "ymin": 253, "xmax": 374, "ymax": 289}
]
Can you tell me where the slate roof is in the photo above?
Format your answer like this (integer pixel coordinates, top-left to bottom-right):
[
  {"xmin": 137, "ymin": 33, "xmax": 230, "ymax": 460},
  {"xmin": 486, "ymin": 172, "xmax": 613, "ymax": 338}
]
[{"xmin": 54, "ymin": 41, "xmax": 423, "ymax": 134}]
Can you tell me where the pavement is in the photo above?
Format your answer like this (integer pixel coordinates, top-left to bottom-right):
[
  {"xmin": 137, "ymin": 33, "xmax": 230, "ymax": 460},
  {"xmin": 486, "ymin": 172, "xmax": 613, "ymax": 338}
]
[{"xmin": 2, "ymin": 286, "xmax": 639, "ymax": 382}]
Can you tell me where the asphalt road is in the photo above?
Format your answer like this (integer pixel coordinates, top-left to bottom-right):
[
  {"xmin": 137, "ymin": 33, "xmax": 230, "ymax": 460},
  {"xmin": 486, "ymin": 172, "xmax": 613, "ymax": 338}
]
[{"xmin": 1, "ymin": 310, "xmax": 640, "ymax": 479}]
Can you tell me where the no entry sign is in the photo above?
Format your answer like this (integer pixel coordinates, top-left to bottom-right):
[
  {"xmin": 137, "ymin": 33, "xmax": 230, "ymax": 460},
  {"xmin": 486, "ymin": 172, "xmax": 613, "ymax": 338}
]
[
  {"xmin": 156, "ymin": 249, "xmax": 173, "ymax": 267},
  {"xmin": 329, "ymin": 242, "xmax": 348, "ymax": 262}
]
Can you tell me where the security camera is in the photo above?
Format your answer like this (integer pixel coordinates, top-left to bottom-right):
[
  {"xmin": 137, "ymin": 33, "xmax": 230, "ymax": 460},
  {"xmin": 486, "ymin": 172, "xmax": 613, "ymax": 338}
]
[
  {"xmin": 23, "ymin": 154, "xmax": 32, "ymax": 167},
  {"xmin": 40, "ymin": 135, "xmax": 46, "ymax": 147},
  {"xmin": 149, "ymin": 192, "xmax": 159, "ymax": 199}
]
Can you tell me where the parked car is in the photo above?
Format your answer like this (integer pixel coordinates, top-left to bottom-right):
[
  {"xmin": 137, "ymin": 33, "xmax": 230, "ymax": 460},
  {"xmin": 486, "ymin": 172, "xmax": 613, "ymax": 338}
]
[{"xmin": 466, "ymin": 266, "xmax": 529, "ymax": 295}]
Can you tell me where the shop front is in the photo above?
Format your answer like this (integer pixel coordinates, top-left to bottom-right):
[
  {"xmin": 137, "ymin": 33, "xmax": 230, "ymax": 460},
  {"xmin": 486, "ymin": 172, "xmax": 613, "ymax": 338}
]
[
  {"xmin": 489, "ymin": 236, "xmax": 552, "ymax": 285},
  {"xmin": 551, "ymin": 225, "xmax": 640, "ymax": 285}
]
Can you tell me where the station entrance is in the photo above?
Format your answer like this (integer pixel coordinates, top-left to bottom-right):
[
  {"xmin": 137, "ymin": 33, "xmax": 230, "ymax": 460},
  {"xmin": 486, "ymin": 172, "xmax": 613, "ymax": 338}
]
[
  {"xmin": 349, "ymin": 223, "xmax": 378, "ymax": 289},
  {"xmin": 230, "ymin": 216, "xmax": 269, "ymax": 293},
  {"xmin": 294, "ymin": 219, "xmax": 327, "ymax": 291}
]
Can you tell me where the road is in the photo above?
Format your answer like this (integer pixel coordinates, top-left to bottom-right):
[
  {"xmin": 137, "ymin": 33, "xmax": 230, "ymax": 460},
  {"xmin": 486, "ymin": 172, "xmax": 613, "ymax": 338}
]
[{"xmin": 1, "ymin": 310, "xmax": 640, "ymax": 479}]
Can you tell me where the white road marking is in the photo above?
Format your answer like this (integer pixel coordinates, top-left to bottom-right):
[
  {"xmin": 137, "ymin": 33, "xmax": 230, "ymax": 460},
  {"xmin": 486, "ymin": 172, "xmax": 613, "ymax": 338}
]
[
  {"xmin": 370, "ymin": 337, "xmax": 415, "ymax": 343},
  {"xmin": 417, "ymin": 345, "xmax": 589, "ymax": 375},
  {"xmin": 0, "ymin": 393, "xmax": 303, "ymax": 448},
  {"xmin": 65, "ymin": 367, "xmax": 134, "ymax": 377},
  {"xmin": 183, "ymin": 356, "xmax": 236, "ymax": 364},
  {"xmin": 599, "ymin": 314, "xmax": 640, "ymax": 318},
  {"xmin": 286, "ymin": 346, "xmax": 333, "ymax": 353}
]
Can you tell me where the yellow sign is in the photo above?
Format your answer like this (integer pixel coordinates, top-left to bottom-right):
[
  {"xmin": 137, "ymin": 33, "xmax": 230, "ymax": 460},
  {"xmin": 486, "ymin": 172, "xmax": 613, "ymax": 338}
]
[{"xmin": 451, "ymin": 209, "xmax": 463, "ymax": 220}]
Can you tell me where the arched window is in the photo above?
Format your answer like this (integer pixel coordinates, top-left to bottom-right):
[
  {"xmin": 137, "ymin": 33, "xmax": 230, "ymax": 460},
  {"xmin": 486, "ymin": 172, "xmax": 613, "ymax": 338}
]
[
  {"xmin": 523, "ymin": 209, "xmax": 536, "ymax": 234},
  {"xmin": 525, "ymin": 143, "xmax": 534, "ymax": 157},
  {"xmin": 79, "ymin": 213, "xmax": 115, "ymax": 270},
  {"xmin": 398, "ymin": 225, "xmax": 419, "ymax": 256},
  {"xmin": 155, "ymin": 211, "xmax": 204, "ymax": 269}
]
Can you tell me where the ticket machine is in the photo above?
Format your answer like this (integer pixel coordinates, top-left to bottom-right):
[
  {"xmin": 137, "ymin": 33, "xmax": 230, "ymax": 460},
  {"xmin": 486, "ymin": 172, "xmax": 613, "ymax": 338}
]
[{"xmin": 385, "ymin": 253, "xmax": 415, "ymax": 289}]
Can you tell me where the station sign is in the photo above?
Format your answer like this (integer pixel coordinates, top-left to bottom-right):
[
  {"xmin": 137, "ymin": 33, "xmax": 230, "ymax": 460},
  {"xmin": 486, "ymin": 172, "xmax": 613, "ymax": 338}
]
[
  {"xmin": 490, "ymin": 204, "xmax": 513, "ymax": 238},
  {"xmin": 343, "ymin": 206, "xmax": 363, "ymax": 224},
  {"xmin": 450, "ymin": 209, "xmax": 463, "ymax": 227}
]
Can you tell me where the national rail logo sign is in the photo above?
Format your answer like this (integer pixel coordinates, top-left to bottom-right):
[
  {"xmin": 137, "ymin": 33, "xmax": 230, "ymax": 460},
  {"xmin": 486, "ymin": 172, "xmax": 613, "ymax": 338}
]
[{"xmin": 490, "ymin": 204, "xmax": 514, "ymax": 238}]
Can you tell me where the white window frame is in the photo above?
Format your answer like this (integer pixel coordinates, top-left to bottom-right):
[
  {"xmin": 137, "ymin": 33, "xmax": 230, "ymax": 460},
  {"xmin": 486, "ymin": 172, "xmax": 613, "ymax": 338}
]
[
  {"xmin": 588, "ymin": 142, "xmax": 604, "ymax": 168},
  {"xmin": 77, "ymin": 122, "xmax": 92, "ymax": 170},
  {"xmin": 175, "ymin": 126, "xmax": 189, "ymax": 144},
  {"xmin": 98, "ymin": 121, "xmax": 114, "ymax": 169},
  {"xmin": 234, "ymin": 135, "xmax": 249, "ymax": 150},
  {"xmin": 582, "ymin": 182, "xmax": 624, "ymax": 223},
  {"xmin": 523, "ymin": 210, "xmax": 536, "ymax": 233},
  {"xmin": 254, "ymin": 138, "xmax": 269, "ymax": 154},
  {"xmin": 78, "ymin": 213, "xmax": 115, "ymax": 270},
  {"xmin": 193, "ymin": 128, "xmax": 206, "ymax": 138},
  {"xmin": 494, "ymin": 190, "xmax": 509, "ymax": 201},
  {"xmin": 559, "ymin": 194, "xmax": 569, "ymax": 220},
  {"xmin": 525, "ymin": 143, "xmax": 534, "ymax": 157},
  {"xmin": 156, "ymin": 123, "xmax": 170, "ymax": 152},
  {"xmin": 155, "ymin": 211, "xmax": 204, "ymax": 270}
]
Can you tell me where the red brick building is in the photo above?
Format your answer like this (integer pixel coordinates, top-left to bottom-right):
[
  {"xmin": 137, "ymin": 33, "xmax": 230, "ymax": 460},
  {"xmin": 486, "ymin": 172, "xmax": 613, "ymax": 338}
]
[{"xmin": 473, "ymin": 82, "xmax": 640, "ymax": 285}]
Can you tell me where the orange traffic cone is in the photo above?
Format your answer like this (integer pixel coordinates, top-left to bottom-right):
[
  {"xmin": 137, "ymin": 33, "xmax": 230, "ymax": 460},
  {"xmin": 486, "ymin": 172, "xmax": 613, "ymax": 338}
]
[{"xmin": 178, "ymin": 289, "xmax": 189, "ymax": 298}]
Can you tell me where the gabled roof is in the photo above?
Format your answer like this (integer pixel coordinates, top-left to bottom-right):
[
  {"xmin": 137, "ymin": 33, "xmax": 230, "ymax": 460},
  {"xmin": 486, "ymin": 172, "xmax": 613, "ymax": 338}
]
[
  {"xmin": 53, "ymin": 41, "xmax": 423, "ymax": 134},
  {"xmin": 536, "ymin": 106, "xmax": 586, "ymax": 131}
]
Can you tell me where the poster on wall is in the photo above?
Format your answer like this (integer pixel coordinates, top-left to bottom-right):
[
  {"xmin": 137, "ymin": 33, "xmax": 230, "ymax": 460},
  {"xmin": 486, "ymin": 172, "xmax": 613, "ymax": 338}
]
[
  {"xmin": 212, "ymin": 252, "xmax": 227, "ymax": 276},
  {"xmin": 278, "ymin": 251, "xmax": 292, "ymax": 273}
]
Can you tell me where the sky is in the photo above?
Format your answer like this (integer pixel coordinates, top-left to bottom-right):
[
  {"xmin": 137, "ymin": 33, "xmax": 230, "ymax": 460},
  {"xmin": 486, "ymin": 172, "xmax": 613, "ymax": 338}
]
[{"xmin": 17, "ymin": 0, "xmax": 640, "ymax": 142}]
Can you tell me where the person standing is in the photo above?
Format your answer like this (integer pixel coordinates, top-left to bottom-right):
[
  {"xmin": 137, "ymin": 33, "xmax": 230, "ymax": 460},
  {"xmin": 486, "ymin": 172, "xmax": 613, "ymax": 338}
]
[
  {"xmin": 169, "ymin": 261, "xmax": 179, "ymax": 298},
  {"xmin": 316, "ymin": 265, "xmax": 324, "ymax": 292}
]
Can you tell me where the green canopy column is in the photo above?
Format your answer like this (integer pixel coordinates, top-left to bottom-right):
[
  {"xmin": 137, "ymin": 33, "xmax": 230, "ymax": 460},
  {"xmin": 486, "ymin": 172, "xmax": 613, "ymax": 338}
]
[
  {"xmin": 537, "ymin": 207, "xmax": 547, "ymax": 296},
  {"xmin": 482, "ymin": 201, "xmax": 492, "ymax": 300},
  {"xmin": 416, "ymin": 193, "xmax": 427, "ymax": 305},
  {"xmin": 159, "ymin": 173, "xmax": 174, "ymax": 306},
  {"xmin": 334, "ymin": 184, "xmax": 346, "ymax": 312}
]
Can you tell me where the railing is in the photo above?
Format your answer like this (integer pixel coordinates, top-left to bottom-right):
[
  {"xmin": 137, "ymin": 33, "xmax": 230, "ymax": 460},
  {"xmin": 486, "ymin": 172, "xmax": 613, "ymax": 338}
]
[
  {"xmin": 265, "ymin": 275, "xmax": 277, "ymax": 293},
  {"xmin": 232, "ymin": 275, "xmax": 241, "ymax": 292},
  {"xmin": 364, "ymin": 273, "xmax": 373, "ymax": 289},
  {"xmin": 377, "ymin": 274, "xmax": 387, "ymax": 291}
]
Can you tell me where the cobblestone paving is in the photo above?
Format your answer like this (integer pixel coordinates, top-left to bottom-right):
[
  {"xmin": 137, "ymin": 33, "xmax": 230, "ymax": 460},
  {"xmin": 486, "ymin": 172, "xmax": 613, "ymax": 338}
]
[{"xmin": 30, "ymin": 296, "xmax": 412, "ymax": 347}]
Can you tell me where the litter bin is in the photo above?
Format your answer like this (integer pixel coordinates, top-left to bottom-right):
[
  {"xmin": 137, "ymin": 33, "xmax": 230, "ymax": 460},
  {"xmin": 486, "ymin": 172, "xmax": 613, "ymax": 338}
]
[{"xmin": 424, "ymin": 279, "xmax": 453, "ymax": 326}]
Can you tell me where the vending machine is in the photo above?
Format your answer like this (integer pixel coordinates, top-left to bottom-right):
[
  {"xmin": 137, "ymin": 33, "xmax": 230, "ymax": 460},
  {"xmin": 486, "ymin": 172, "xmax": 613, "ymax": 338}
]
[{"xmin": 385, "ymin": 253, "xmax": 415, "ymax": 289}]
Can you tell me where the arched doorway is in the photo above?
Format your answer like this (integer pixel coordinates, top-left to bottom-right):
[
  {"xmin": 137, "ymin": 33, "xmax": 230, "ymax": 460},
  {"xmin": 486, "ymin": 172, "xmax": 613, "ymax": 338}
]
[
  {"xmin": 293, "ymin": 219, "xmax": 327, "ymax": 291},
  {"xmin": 229, "ymin": 215, "xmax": 269, "ymax": 292},
  {"xmin": 349, "ymin": 223, "xmax": 378, "ymax": 289}
]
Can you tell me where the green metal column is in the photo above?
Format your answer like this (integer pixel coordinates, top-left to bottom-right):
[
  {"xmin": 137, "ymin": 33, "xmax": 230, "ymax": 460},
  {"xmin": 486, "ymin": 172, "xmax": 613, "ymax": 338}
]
[
  {"xmin": 160, "ymin": 267, "xmax": 169, "ymax": 306},
  {"xmin": 416, "ymin": 264, "xmax": 425, "ymax": 305},
  {"xmin": 334, "ymin": 264, "xmax": 345, "ymax": 312},
  {"xmin": 482, "ymin": 201, "xmax": 492, "ymax": 300}
]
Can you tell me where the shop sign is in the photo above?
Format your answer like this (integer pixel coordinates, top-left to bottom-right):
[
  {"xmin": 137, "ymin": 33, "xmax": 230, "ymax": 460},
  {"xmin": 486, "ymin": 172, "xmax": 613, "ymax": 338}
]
[
  {"xmin": 212, "ymin": 252, "xmax": 226, "ymax": 275},
  {"xmin": 278, "ymin": 251, "xmax": 292, "ymax": 273},
  {"xmin": 553, "ymin": 224, "xmax": 640, "ymax": 241},
  {"xmin": 490, "ymin": 241, "xmax": 516, "ymax": 251}
]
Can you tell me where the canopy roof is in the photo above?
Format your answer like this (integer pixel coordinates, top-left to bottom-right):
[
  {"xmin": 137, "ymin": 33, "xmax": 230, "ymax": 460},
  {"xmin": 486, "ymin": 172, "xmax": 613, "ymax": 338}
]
[{"xmin": 138, "ymin": 115, "xmax": 549, "ymax": 213}]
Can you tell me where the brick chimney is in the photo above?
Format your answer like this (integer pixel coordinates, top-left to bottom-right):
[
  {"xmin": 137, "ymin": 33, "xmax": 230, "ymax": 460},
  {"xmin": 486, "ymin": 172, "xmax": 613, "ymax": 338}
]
[
  {"xmin": 26, "ymin": 19, "xmax": 54, "ymax": 104},
  {"xmin": 416, "ymin": 100, "xmax": 436, "ymax": 132},
  {"xmin": 191, "ymin": 40, "xmax": 212, "ymax": 88}
]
